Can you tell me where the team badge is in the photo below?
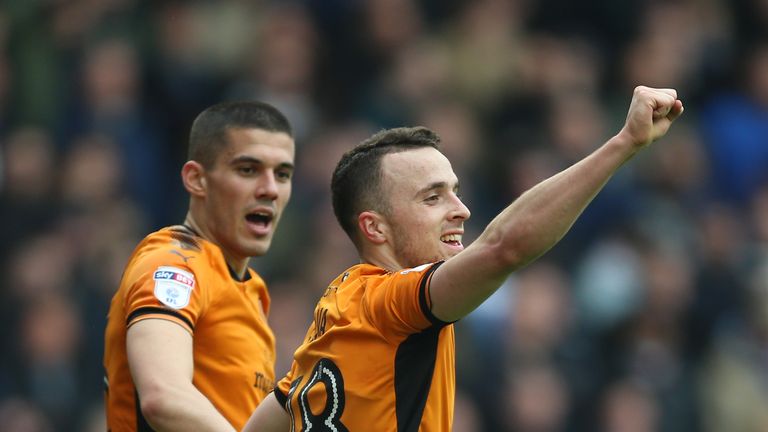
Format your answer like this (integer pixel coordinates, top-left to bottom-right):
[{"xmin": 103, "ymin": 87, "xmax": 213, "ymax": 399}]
[{"xmin": 153, "ymin": 266, "xmax": 195, "ymax": 309}]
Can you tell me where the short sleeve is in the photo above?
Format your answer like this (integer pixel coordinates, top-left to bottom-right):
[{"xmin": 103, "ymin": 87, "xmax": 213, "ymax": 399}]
[
  {"xmin": 122, "ymin": 249, "xmax": 207, "ymax": 334},
  {"xmin": 362, "ymin": 261, "xmax": 447, "ymax": 339}
]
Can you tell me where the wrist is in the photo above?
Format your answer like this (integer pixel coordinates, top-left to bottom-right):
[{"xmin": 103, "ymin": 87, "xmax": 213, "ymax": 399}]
[{"xmin": 605, "ymin": 132, "xmax": 642, "ymax": 163}]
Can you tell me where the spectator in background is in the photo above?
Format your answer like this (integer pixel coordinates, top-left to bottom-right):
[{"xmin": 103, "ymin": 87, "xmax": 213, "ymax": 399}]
[
  {"xmin": 60, "ymin": 38, "xmax": 171, "ymax": 226},
  {"xmin": 1, "ymin": 229, "xmax": 82, "ymax": 429},
  {"xmin": 0, "ymin": 397, "xmax": 54, "ymax": 432},
  {"xmin": 699, "ymin": 40, "xmax": 768, "ymax": 206},
  {"xmin": 502, "ymin": 362, "xmax": 570, "ymax": 432},
  {"xmin": 0, "ymin": 128, "xmax": 58, "ymax": 263},
  {"xmin": 19, "ymin": 293, "xmax": 83, "ymax": 429},
  {"xmin": 698, "ymin": 258, "xmax": 768, "ymax": 432},
  {"xmin": 599, "ymin": 380, "xmax": 659, "ymax": 432},
  {"xmin": 103, "ymin": 101, "xmax": 295, "ymax": 431},
  {"xmin": 227, "ymin": 4, "xmax": 320, "ymax": 142}
]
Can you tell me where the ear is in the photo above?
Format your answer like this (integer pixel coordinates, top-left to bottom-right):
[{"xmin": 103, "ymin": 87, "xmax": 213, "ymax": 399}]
[
  {"xmin": 358, "ymin": 211, "xmax": 388, "ymax": 245},
  {"xmin": 181, "ymin": 161, "xmax": 207, "ymax": 197}
]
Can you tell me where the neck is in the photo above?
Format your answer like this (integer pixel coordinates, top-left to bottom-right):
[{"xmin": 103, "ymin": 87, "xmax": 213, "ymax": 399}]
[
  {"xmin": 183, "ymin": 212, "xmax": 249, "ymax": 278},
  {"xmin": 359, "ymin": 245, "xmax": 403, "ymax": 272}
]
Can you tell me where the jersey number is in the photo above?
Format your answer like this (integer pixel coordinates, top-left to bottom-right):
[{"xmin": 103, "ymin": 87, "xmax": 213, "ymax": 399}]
[{"xmin": 290, "ymin": 358, "xmax": 349, "ymax": 432}]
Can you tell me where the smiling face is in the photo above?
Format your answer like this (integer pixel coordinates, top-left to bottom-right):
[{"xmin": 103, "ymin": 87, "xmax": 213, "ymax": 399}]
[
  {"xmin": 379, "ymin": 147, "xmax": 471, "ymax": 268},
  {"xmin": 200, "ymin": 127, "xmax": 294, "ymax": 263}
]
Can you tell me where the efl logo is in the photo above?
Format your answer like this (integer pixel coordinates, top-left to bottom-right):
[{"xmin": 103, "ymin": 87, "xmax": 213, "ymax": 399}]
[{"xmin": 153, "ymin": 266, "xmax": 195, "ymax": 309}]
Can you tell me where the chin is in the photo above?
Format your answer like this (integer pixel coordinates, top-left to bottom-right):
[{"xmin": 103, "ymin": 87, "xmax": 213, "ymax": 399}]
[{"xmin": 242, "ymin": 240, "xmax": 272, "ymax": 258}]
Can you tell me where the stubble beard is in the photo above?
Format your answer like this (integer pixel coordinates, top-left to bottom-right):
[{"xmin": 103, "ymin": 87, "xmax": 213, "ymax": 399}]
[{"xmin": 391, "ymin": 226, "xmax": 442, "ymax": 270}]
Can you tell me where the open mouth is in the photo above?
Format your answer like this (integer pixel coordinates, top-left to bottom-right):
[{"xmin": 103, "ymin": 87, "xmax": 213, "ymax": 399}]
[
  {"xmin": 440, "ymin": 233, "xmax": 463, "ymax": 248},
  {"xmin": 245, "ymin": 211, "xmax": 274, "ymax": 231}
]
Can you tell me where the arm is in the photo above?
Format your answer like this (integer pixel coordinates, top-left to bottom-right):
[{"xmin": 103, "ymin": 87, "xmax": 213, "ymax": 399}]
[
  {"xmin": 429, "ymin": 86, "xmax": 684, "ymax": 322},
  {"xmin": 127, "ymin": 319, "xmax": 236, "ymax": 432},
  {"xmin": 243, "ymin": 392, "xmax": 290, "ymax": 432}
]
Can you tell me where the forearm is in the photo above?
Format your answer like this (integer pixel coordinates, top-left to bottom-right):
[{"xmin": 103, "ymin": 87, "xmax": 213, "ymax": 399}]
[
  {"xmin": 480, "ymin": 133, "xmax": 637, "ymax": 269},
  {"xmin": 139, "ymin": 383, "xmax": 236, "ymax": 432},
  {"xmin": 243, "ymin": 392, "xmax": 289, "ymax": 432}
]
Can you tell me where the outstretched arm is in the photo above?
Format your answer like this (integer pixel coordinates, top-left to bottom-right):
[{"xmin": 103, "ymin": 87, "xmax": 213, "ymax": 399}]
[
  {"xmin": 429, "ymin": 86, "xmax": 684, "ymax": 322},
  {"xmin": 243, "ymin": 392, "xmax": 289, "ymax": 432}
]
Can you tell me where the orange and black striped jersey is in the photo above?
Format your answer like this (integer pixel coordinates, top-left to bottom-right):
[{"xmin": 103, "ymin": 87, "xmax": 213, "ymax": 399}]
[
  {"xmin": 274, "ymin": 261, "xmax": 455, "ymax": 432},
  {"xmin": 104, "ymin": 225, "xmax": 275, "ymax": 431}
]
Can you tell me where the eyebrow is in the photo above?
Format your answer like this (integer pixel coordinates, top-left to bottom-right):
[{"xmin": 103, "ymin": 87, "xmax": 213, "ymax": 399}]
[
  {"xmin": 414, "ymin": 181, "xmax": 459, "ymax": 198},
  {"xmin": 230, "ymin": 155, "xmax": 295, "ymax": 171}
]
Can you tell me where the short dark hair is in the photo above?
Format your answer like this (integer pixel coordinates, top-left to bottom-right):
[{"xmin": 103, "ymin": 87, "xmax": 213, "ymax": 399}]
[
  {"xmin": 331, "ymin": 126, "xmax": 441, "ymax": 244},
  {"xmin": 188, "ymin": 101, "xmax": 293, "ymax": 168}
]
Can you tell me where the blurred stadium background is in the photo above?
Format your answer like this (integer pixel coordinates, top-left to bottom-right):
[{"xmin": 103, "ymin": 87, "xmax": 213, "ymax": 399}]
[{"xmin": 1, "ymin": 0, "xmax": 768, "ymax": 430}]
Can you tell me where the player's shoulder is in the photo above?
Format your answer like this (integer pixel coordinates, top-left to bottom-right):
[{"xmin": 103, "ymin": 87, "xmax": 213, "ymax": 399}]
[
  {"xmin": 335, "ymin": 263, "xmax": 383, "ymax": 285},
  {"xmin": 350, "ymin": 262, "xmax": 439, "ymax": 289},
  {"xmin": 128, "ymin": 225, "xmax": 208, "ymax": 272}
]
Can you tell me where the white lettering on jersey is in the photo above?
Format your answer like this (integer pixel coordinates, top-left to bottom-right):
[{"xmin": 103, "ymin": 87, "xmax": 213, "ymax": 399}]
[{"xmin": 400, "ymin": 263, "xmax": 432, "ymax": 275}]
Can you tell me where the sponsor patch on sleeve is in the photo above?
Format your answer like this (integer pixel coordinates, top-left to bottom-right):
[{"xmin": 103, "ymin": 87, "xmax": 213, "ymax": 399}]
[
  {"xmin": 153, "ymin": 266, "xmax": 195, "ymax": 309},
  {"xmin": 400, "ymin": 263, "xmax": 433, "ymax": 275}
]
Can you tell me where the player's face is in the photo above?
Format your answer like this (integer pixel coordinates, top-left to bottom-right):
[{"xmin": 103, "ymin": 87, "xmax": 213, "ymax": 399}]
[
  {"xmin": 204, "ymin": 128, "xmax": 294, "ymax": 261},
  {"xmin": 379, "ymin": 147, "xmax": 471, "ymax": 268}
]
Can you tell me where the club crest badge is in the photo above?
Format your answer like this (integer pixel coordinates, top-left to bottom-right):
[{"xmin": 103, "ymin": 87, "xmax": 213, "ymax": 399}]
[{"xmin": 153, "ymin": 266, "xmax": 195, "ymax": 309}]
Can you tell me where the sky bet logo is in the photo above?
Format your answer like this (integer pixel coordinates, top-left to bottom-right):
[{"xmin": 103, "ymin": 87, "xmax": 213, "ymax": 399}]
[{"xmin": 154, "ymin": 267, "xmax": 195, "ymax": 288}]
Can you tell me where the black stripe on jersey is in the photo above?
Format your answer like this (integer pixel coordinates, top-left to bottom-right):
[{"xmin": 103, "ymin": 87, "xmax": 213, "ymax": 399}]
[
  {"xmin": 170, "ymin": 225, "xmax": 202, "ymax": 251},
  {"xmin": 135, "ymin": 390, "xmax": 156, "ymax": 431},
  {"xmin": 127, "ymin": 307, "xmax": 195, "ymax": 331},
  {"xmin": 274, "ymin": 387, "xmax": 288, "ymax": 408},
  {"xmin": 394, "ymin": 326, "xmax": 441, "ymax": 432},
  {"xmin": 418, "ymin": 261, "xmax": 450, "ymax": 327}
]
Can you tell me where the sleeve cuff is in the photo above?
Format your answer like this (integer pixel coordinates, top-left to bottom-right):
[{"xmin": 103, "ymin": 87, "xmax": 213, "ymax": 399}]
[{"xmin": 417, "ymin": 261, "xmax": 453, "ymax": 327}]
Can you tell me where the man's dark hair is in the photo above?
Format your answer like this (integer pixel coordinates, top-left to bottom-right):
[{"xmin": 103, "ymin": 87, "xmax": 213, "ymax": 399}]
[
  {"xmin": 331, "ymin": 126, "xmax": 441, "ymax": 245},
  {"xmin": 188, "ymin": 101, "xmax": 293, "ymax": 168}
]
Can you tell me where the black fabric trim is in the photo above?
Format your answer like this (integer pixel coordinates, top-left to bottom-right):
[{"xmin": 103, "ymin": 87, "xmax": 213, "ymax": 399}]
[
  {"xmin": 127, "ymin": 307, "xmax": 195, "ymax": 331},
  {"xmin": 135, "ymin": 390, "xmax": 155, "ymax": 431},
  {"xmin": 273, "ymin": 387, "xmax": 288, "ymax": 409},
  {"xmin": 176, "ymin": 224, "xmax": 251, "ymax": 282},
  {"xmin": 228, "ymin": 264, "xmax": 253, "ymax": 282},
  {"xmin": 394, "ymin": 326, "xmax": 441, "ymax": 432},
  {"xmin": 169, "ymin": 224, "xmax": 202, "ymax": 251},
  {"xmin": 179, "ymin": 224, "xmax": 200, "ymax": 237},
  {"xmin": 417, "ymin": 261, "xmax": 449, "ymax": 327}
]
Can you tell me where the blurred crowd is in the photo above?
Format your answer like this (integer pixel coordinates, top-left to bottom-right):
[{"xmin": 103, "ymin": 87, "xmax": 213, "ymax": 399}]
[{"xmin": 1, "ymin": 0, "xmax": 768, "ymax": 431}]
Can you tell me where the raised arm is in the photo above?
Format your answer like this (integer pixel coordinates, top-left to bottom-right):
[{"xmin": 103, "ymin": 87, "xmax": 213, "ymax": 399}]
[
  {"xmin": 127, "ymin": 319, "xmax": 237, "ymax": 431},
  {"xmin": 429, "ymin": 86, "xmax": 684, "ymax": 322}
]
